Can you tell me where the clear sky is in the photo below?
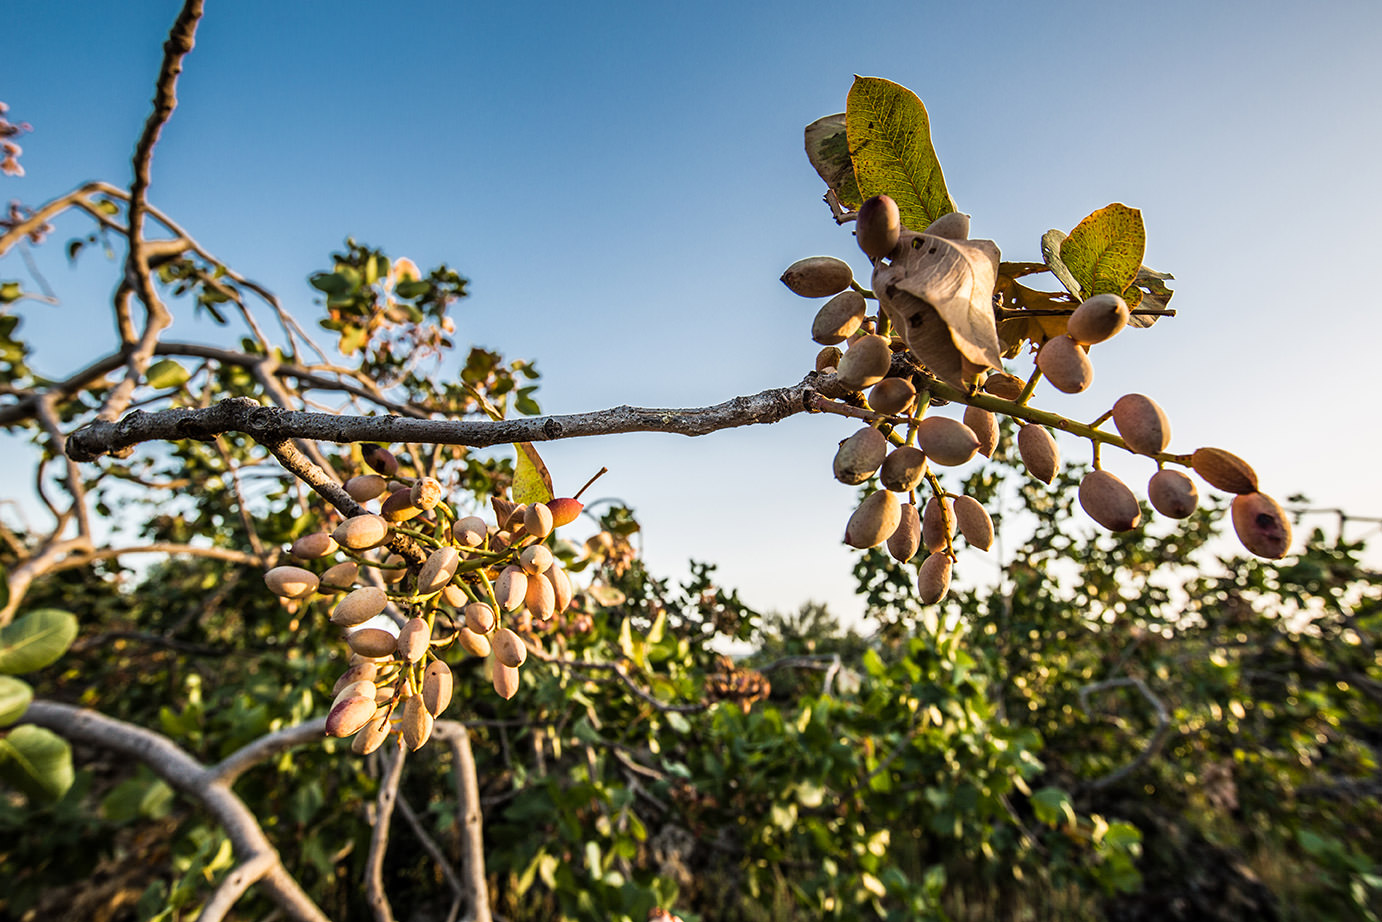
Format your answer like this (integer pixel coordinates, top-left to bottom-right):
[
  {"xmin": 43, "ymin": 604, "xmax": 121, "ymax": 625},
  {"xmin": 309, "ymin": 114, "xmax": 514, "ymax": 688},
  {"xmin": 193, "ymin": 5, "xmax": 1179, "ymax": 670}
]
[{"xmin": 6, "ymin": 0, "xmax": 1382, "ymax": 624}]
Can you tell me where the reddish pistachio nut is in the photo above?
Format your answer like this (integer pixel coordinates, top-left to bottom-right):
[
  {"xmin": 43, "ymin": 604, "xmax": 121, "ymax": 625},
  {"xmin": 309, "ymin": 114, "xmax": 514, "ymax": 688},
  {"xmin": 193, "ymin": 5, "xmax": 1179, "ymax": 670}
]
[
  {"xmin": 332, "ymin": 680, "xmax": 377, "ymax": 708},
  {"xmin": 1017, "ymin": 424, "xmax": 1060, "ymax": 484},
  {"xmin": 833, "ymin": 426, "xmax": 888, "ymax": 486},
  {"xmin": 837, "ymin": 334, "xmax": 892, "ymax": 391},
  {"xmin": 362, "ymin": 444, "xmax": 399, "ymax": 477},
  {"xmin": 377, "ymin": 554, "xmax": 407, "ymax": 584},
  {"xmin": 264, "ymin": 566, "xmax": 318, "ymax": 600},
  {"xmin": 320, "ymin": 561, "xmax": 360, "ymax": 591},
  {"xmin": 417, "ymin": 546, "xmax": 460, "ymax": 595},
  {"xmin": 422, "ymin": 660, "xmax": 454, "ymax": 717},
  {"xmin": 921, "ymin": 211, "xmax": 971, "ymax": 240},
  {"xmin": 982, "ymin": 372, "xmax": 1025, "ymax": 401},
  {"xmin": 880, "ymin": 446, "xmax": 927, "ymax": 492},
  {"xmin": 493, "ymin": 662, "xmax": 521, "ymax": 700},
  {"xmin": 963, "ymin": 406, "xmax": 998, "ymax": 458},
  {"xmin": 887, "ymin": 503, "xmax": 922, "ymax": 563},
  {"xmin": 844, "ymin": 490, "xmax": 901, "ymax": 550},
  {"xmin": 545, "ymin": 564, "xmax": 573, "ymax": 613},
  {"xmin": 347, "ymin": 627, "xmax": 398, "ymax": 659},
  {"xmin": 815, "ymin": 345, "xmax": 843, "ymax": 373},
  {"xmin": 352, "ymin": 712, "xmax": 393, "ymax": 755},
  {"xmin": 525, "ymin": 572, "xmax": 556, "ymax": 620},
  {"xmin": 381, "ymin": 488, "xmax": 424, "ymax": 523},
  {"xmin": 452, "ymin": 515, "xmax": 488, "ymax": 547},
  {"xmin": 1148, "ymin": 469, "xmax": 1199, "ymax": 519},
  {"xmin": 915, "ymin": 416, "xmax": 980, "ymax": 466},
  {"xmin": 410, "ymin": 477, "xmax": 444, "ymax": 511},
  {"xmin": 1036, "ymin": 335, "xmax": 1093, "ymax": 394},
  {"xmin": 856, "ymin": 195, "xmax": 901, "ymax": 259},
  {"xmin": 441, "ymin": 584, "xmax": 467, "ymax": 608},
  {"xmin": 812, "ymin": 290, "xmax": 868, "ymax": 345},
  {"xmin": 917, "ymin": 553, "xmax": 953, "ymax": 604},
  {"xmin": 331, "ymin": 586, "xmax": 388, "ymax": 626},
  {"xmin": 464, "ymin": 601, "xmax": 496, "ymax": 634},
  {"xmin": 325, "ymin": 695, "xmax": 378, "ymax": 738},
  {"xmin": 1190, "ymin": 447, "xmax": 1259, "ymax": 494},
  {"xmin": 333, "ymin": 514, "xmax": 390, "ymax": 551},
  {"xmin": 1231, "ymin": 492, "xmax": 1292, "ymax": 559},
  {"xmin": 1066, "ymin": 293, "xmax": 1130, "ymax": 345},
  {"xmin": 332, "ymin": 661, "xmax": 379, "ymax": 697},
  {"xmin": 523, "ymin": 502, "xmax": 555, "ymax": 539},
  {"xmin": 492, "ymin": 627, "xmax": 527, "ymax": 668},
  {"xmin": 1112, "ymin": 394, "xmax": 1171, "ymax": 455},
  {"xmin": 780, "ymin": 255, "xmax": 854, "ymax": 298},
  {"xmin": 458, "ymin": 627, "xmax": 492, "ymax": 658},
  {"xmin": 494, "ymin": 566, "xmax": 529, "ymax": 612},
  {"xmin": 401, "ymin": 693, "xmax": 434, "ymax": 750},
  {"xmin": 547, "ymin": 497, "xmax": 583, "ymax": 528},
  {"xmin": 397, "ymin": 617, "xmax": 431, "ymax": 663},
  {"xmin": 1079, "ymin": 470, "xmax": 1142, "ymax": 532},
  {"xmin": 953, "ymin": 496, "xmax": 994, "ymax": 551},
  {"xmin": 520, "ymin": 544, "xmax": 554, "ymax": 576},
  {"xmin": 868, "ymin": 377, "xmax": 916, "ymax": 416},
  {"xmin": 922, "ymin": 496, "xmax": 953, "ymax": 554},
  {"xmin": 345, "ymin": 474, "xmax": 389, "ymax": 503},
  {"xmin": 291, "ymin": 532, "xmax": 338, "ymax": 559}
]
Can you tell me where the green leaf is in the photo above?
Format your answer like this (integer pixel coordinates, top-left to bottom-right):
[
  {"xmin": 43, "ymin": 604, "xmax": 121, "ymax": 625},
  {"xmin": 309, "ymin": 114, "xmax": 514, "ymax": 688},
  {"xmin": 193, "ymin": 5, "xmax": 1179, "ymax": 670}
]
[
  {"xmin": 1056, "ymin": 204, "xmax": 1146, "ymax": 299},
  {"xmin": 512, "ymin": 442, "xmax": 554, "ymax": 505},
  {"xmin": 101, "ymin": 771, "xmax": 174, "ymax": 823},
  {"xmin": 804, "ymin": 113, "xmax": 862, "ymax": 209},
  {"xmin": 308, "ymin": 272, "xmax": 349, "ymax": 295},
  {"xmin": 0, "ymin": 609, "xmax": 79, "ymax": 675},
  {"xmin": 145, "ymin": 358, "xmax": 190, "ymax": 390},
  {"xmin": 1040, "ymin": 230, "xmax": 1083, "ymax": 299},
  {"xmin": 846, "ymin": 76, "xmax": 955, "ymax": 230},
  {"xmin": 395, "ymin": 280, "xmax": 430, "ymax": 299},
  {"xmin": 0, "ymin": 282, "xmax": 21, "ymax": 304},
  {"xmin": 0, "ymin": 725, "xmax": 74, "ymax": 801},
  {"xmin": 0, "ymin": 676, "xmax": 32, "ymax": 726},
  {"xmin": 1031, "ymin": 786, "xmax": 1077, "ymax": 829},
  {"xmin": 0, "ymin": 565, "xmax": 9, "ymax": 612}
]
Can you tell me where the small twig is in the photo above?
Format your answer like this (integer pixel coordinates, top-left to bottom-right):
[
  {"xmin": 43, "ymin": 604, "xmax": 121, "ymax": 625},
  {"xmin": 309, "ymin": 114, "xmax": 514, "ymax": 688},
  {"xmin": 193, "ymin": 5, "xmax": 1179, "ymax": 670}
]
[{"xmin": 1078, "ymin": 676, "xmax": 1172, "ymax": 791}]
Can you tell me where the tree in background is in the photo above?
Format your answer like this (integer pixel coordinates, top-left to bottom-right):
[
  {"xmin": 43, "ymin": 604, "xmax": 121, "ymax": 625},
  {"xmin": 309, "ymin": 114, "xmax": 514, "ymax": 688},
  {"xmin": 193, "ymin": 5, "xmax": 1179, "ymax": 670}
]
[{"xmin": 1, "ymin": 3, "xmax": 1376, "ymax": 921}]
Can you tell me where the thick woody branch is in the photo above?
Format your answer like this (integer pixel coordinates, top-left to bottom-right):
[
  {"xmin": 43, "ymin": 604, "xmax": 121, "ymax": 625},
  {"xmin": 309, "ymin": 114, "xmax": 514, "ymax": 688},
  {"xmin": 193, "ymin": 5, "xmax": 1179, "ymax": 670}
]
[
  {"xmin": 431, "ymin": 721, "xmax": 493, "ymax": 922},
  {"xmin": 66, "ymin": 375, "xmax": 844, "ymax": 462},
  {"xmin": 20, "ymin": 700, "xmax": 329, "ymax": 922}
]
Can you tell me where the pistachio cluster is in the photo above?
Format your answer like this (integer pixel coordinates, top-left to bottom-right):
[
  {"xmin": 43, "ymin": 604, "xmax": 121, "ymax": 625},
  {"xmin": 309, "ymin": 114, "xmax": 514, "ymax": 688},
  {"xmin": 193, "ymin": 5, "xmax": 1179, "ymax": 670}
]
[
  {"xmin": 262, "ymin": 444, "xmax": 593, "ymax": 752},
  {"xmin": 785, "ymin": 194, "xmax": 1292, "ymax": 604}
]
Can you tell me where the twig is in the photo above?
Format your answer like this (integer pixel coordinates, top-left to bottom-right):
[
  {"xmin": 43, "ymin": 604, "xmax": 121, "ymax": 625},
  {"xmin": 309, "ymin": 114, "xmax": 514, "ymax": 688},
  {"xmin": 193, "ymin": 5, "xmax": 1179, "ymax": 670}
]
[
  {"xmin": 1077, "ymin": 676, "xmax": 1172, "ymax": 791},
  {"xmin": 432, "ymin": 720, "xmax": 493, "ymax": 922}
]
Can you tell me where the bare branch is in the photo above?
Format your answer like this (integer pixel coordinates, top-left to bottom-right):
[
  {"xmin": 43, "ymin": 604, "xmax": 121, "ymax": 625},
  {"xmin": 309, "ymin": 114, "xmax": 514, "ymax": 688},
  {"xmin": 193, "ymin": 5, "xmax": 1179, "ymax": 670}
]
[
  {"xmin": 432, "ymin": 721, "xmax": 493, "ymax": 922},
  {"xmin": 67, "ymin": 375, "xmax": 842, "ymax": 462},
  {"xmin": 20, "ymin": 700, "xmax": 329, "ymax": 922},
  {"xmin": 1078, "ymin": 676, "xmax": 1173, "ymax": 792},
  {"xmin": 366, "ymin": 744, "xmax": 406, "ymax": 922}
]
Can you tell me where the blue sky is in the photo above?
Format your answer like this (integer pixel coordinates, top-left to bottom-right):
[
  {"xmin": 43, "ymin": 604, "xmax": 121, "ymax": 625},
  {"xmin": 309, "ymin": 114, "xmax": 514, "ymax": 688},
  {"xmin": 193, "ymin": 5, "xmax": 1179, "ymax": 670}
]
[{"xmin": 6, "ymin": 1, "xmax": 1382, "ymax": 622}]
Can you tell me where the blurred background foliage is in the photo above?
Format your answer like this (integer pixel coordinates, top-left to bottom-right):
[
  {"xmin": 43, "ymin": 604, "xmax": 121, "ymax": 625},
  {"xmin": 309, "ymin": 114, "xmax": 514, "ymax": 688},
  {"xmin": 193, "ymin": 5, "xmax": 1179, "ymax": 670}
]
[{"xmin": 1, "ymin": 240, "xmax": 1378, "ymax": 921}]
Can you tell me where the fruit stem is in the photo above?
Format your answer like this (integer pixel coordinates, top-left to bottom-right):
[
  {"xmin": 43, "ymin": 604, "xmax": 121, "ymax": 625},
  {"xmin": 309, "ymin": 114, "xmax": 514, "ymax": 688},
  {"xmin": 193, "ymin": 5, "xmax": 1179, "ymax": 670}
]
[
  {"xmin": 573, "ymin": 467, "xmax": 608, "ymax": 502},
  {"xmin": 1016, "ymin": 368, "xmax": 1042, "ymax": 407},
  {"xmin": 1089, "ymin": 409, "xmax": 1114, "ymax": 430}
]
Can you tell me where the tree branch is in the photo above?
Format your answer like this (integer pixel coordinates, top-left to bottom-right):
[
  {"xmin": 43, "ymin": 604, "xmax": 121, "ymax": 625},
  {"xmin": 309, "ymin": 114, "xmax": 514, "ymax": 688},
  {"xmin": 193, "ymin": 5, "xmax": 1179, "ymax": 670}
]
[
  {"xmin": 66, "ymin": 375, "xmax": 842, "ymax": 462},
  {"xmin": 1077, "ymin": 676, "xmax": 1173, "ymax": 792},
  {"xmin": 20, "ymin": 700, "xmax": 329, "ymax": 922}
]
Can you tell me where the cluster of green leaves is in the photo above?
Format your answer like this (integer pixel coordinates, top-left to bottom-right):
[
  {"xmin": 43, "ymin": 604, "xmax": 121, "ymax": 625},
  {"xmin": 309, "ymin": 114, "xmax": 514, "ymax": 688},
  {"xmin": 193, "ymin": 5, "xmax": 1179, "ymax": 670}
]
[{"xmin": 0, "ymin": 608, "xmax": 76, "ymax": 801}]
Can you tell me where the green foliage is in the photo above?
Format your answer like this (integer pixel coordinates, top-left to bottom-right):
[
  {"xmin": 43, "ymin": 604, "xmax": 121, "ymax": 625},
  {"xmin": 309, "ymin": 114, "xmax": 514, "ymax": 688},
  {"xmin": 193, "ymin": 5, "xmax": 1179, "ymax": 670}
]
[{"xmin": 845, "ymin": 76, "xmax": 955, "ymax": 229}]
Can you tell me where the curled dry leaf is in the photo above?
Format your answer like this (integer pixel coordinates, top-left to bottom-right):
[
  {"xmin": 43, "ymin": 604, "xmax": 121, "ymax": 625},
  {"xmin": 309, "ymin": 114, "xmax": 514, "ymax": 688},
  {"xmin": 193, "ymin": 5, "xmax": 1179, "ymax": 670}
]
[{"xmin": 873, "ymin": 230, "xmax": 1002, "ymax": 389}]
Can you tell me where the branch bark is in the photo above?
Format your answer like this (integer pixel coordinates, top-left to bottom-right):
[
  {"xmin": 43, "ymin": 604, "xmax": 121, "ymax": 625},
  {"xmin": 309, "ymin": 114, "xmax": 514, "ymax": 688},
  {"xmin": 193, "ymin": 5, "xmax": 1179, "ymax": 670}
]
[{"xmin": 66, "ymin": 375, "xmax": 842, "ymax": 462}]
